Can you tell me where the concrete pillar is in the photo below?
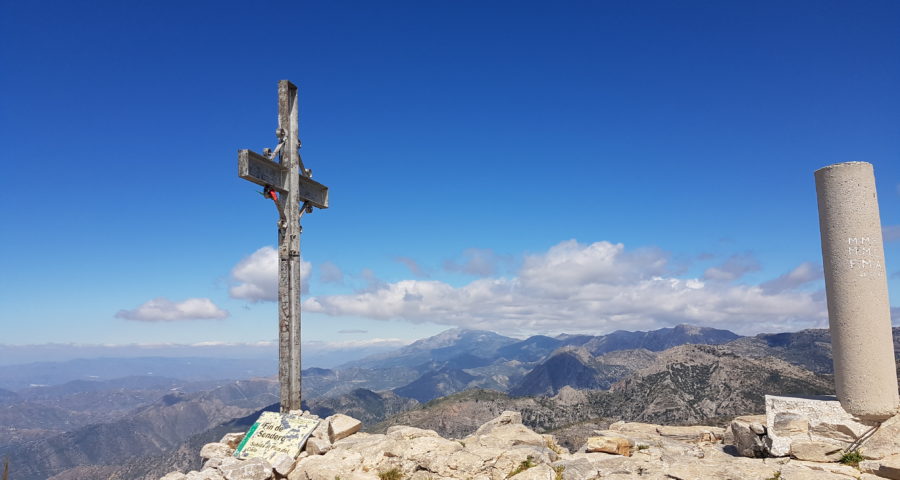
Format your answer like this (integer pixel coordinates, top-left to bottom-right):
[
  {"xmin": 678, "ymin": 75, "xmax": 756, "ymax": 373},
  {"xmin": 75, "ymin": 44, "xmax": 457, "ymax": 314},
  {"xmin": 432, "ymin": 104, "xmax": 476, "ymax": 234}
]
[{"xmin": 815, "ymin": 161, "xmax": 899, "ymax": 419}]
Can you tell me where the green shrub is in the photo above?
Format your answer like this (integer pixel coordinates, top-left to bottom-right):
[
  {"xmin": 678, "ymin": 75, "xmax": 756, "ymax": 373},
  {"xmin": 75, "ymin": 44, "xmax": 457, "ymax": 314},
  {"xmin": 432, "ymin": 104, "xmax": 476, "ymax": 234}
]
[
  {"xmin": 839, "ymin": 450, "xmax": 864, "ymax": 467},
  {"xmin": 507, "ymin": 456, "xmax": 535, "ymax": 478},
  {"xmin": 378, "ymin": 468, "xmax": 404, "ymax": 480},
  {"xmin": 553, "ymin": 465, "xmax": 565, "ymax": 480}
]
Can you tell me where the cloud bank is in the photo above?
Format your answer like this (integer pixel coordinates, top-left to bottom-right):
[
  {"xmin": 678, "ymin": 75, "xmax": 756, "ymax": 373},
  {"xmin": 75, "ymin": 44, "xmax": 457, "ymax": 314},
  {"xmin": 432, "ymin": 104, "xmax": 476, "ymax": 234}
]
[
  {"xmin": 116, "ymin": 297, "xmax": 228, "ymax": 322},
  {"xmin": 304, "ymin": 240, "xmax": 828, "ymax": 335},
  {"xmin": 230, "ymin": 246, "xmax": 311, "ymax": 301}
]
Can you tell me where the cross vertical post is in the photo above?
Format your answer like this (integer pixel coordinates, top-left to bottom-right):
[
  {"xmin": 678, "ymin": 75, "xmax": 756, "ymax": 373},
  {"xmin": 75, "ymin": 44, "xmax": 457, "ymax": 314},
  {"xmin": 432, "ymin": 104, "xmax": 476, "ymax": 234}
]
[
  {"xmin": 278, "ymin": 80, "xmax": 302, "ymax": 412},
  {"xmin": 238, "ymin": 80, "xmax": 330, "ymax": 413}
]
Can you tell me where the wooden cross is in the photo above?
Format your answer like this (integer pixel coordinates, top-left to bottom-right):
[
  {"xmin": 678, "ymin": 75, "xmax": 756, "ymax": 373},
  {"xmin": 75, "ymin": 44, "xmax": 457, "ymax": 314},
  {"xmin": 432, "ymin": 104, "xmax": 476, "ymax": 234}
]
[{"xmin": 238, "ymin": 80, "xmax": 329, "ymax": 412}]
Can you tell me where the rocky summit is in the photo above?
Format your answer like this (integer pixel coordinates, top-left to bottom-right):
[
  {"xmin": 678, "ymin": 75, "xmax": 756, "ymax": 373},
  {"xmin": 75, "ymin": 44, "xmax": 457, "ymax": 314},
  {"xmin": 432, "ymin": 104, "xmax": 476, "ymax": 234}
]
[{"xmin": 161, "ymin": 409, "xmax": 900, "ymax": 480}]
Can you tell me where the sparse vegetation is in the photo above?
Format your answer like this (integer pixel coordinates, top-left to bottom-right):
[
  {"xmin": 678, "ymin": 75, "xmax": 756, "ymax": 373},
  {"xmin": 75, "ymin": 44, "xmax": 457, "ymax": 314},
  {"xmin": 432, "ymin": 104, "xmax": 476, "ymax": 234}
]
[
  {"xmin": 2, "ymin": 457, "xmax": 8, "ymax": 480},
  {"xmin": 637, "ymin": 444, "xmax": 650, "ymax": 451},
  {"xmin": 378, "ymin": 467, "xmax": 404, "ymax": 480},
  {"xmin": 765, "ymin": 472, "xmax": 781, "ymax": 480},
  {"xmin": 553, "ymin": 464, "xmax": 565, "ymax": 480},
  {"xmin": 839, "ymin": 450, "xmax": 864, "ymax": 467},
  {"xmin": 545, "ymin": 437, "xmax": 563, "ymax": 455},
  {"xmin": 507, "ymin": 456, "xmax": 536, "ymax": 478}
]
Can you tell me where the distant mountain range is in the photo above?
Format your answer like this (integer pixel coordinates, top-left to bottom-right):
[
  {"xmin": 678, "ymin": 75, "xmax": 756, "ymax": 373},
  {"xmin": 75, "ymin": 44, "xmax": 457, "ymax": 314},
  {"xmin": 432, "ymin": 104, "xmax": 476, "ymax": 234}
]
[
  {"xmin": 2, "ymin": 324, "xmax": 898, "ymax": 480},
  {"xmin": 347, "ymin": 324, "xmax": 748, "ymax": 402}
]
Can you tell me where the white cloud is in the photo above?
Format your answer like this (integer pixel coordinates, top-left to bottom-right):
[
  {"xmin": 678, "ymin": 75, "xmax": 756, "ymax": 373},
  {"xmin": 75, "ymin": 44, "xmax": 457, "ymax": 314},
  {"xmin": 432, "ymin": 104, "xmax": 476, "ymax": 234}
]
[
  {"xmin": 304, "ymin": 240, "xmax": 827, "ymax": 335},
  {"xmin": 703, "ymin": 253, "xmax": 761, "ymax": 281},
  {"xmin": 229, "ymin": 246, "xmax": 311, "ymax": 302},
  {"xmin": 116, "ymin": 297, "xmax": 228, "ymax": 322},
  {"xmin": 760, "ymin": 262, "xmax": 823, "ymax": 294}
]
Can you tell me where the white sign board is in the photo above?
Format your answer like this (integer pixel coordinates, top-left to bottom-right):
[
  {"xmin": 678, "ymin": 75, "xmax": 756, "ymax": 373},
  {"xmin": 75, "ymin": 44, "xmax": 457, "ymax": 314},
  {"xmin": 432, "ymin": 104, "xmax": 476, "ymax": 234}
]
[{"xmin": 234, "ymin": 411, "xmax": 320, "ymax": 461}]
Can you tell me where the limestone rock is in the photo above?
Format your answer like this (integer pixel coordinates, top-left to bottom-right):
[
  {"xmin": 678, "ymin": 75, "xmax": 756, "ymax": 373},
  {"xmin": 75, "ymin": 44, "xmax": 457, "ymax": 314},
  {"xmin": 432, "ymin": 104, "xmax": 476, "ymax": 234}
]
[
  {"xmin": 750, "ymin": 422, "xmax": 767, "ymax": 435},
  {"xmin": 729, "ymin": 415, "xmax": 768, "ymax": 458},
  {"xmin": 663, "ymin": 458, "xmax": 779, "ymax": 480},
  {"xmin": 607, "ymin": 421, "xmax": 659, "ymax": 436},
  {"xmin": 381, "ymin": 429, "xmax": 464, "ymax": 475},
  {"xmin": 305, "ymin": 437, "xmax": 331, "ymax": 455},
  {"xmin": 289, "ymin": 450, "xmax": 365, "ymax": 480},
  {"xmin": 860, "ymin": 453, "xmax": 900, "ymax": 480},
  {"xmin": 608, "ymin": 421, "xmax": 722, "ymax": 444},
  {"xmin": 509, "ymin": 463, "xmax": 554, "ymax": 480},
  {"xmin": 220, "ymin": 433, "xmax": 245, "ymax": 449},
  {"xmin": 862, "ymin": 413, "xmax": 900, "ymax": 460},
  {"xmin": 310, "ymin": 420, "xmax": 330, "ymax": 442},
  {"xmin": 218, "ymin": 457, "xmax": 273, "ymax": 480},
  {"xmin": 200, "ymin": 442, "xmax": 233, "ymax": 460},
  {"xmin": 778, "ymin": 464, "xmax": 856, "ymax": 480},
  {"xmin": 222, "ymin": 408, "xmax": 900, "ymax": 479},
  {"xmin": 464, "ymin": 422, "xmax": 545, "ymax": 450},
  {"xmin": 386, "ymin": 425, "xmax": 442, "ymax": 440},
  {"xmin": 550, "ymin": 458, "xmax": 594, "ymax": 480},
  {"xmin": 185, "ymin": 470, "xmax": 226, "ymax": 480},
  {"xmin": 788, "ymin": 460, "xmax": 862, "ymax": 477},
  {"xmin": 765, "ymin": 395, "xmax": 877, "ymax": 456},
  {"xmin": 270, "ymin": 452, "xmax": 296, "ymax": 477},
  {"xmin": 656, "ymin": 425, "xmax": 724, "ymax": 443},
  {"xmin": 789, "ymin": 441, "xmax": 844, "ymax": 462},
  {"xmin": 328, "ymin": 414, "xmax": 362, "ymax": 443},
  {"xmin": 473, "ymin": 410, "xmax": 523, "ymax": 435},
  {"xmin": 204, "ymin": 456, "xmax": 229, "ymax": 470},
  {"xmin": 584, "ymin": 436, "xmax": 632, "ymax": 456},
  {"xmin": 542, "ymin": 434, "xmax": 568, "ymax": 457},
  {"xmin": 161, "ymin": 473, "xmax": 187, "ymax": 480},
  {"xmin": 213, "ymin": 457, "xmax": 241, "ymax": 472}
]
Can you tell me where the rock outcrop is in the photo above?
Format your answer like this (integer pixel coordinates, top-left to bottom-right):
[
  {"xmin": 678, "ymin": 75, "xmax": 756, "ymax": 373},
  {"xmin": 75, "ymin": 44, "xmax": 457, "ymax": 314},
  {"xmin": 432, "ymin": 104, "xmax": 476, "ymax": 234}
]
[{"xmin": 161, "ymin": 409, "xmax": 900, "ymax": 480}]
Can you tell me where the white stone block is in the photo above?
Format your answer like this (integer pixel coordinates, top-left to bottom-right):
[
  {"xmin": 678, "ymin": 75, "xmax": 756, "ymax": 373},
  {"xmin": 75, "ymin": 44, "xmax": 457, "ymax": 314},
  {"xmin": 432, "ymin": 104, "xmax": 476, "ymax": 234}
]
[
  {"xmin": 765, "ymin": 395, "xmax": 877, "ymax": 457},
  {"xmin": 327, "ymin": 414, "xmax": 362, "ymax": 443},
  {"xmin": 860, "ymin": 453, "xmax": 900, "ymax": 480},
  {"xmin": 270, "ymin": 452, "xmax": 295, "ymax": 477},
  {"xmin": 200, "ymin": 442, "xmax": 232, "ymax": 460},
  {"xmin": 218, "ymin": 457, "xmax": 273, "ymax": 480}
]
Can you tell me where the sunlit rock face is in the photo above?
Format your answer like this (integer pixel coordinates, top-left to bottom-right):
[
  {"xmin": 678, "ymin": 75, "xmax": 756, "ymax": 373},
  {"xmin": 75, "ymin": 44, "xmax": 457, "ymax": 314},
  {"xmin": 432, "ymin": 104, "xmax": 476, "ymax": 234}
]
[{"xmin": 162, "ymin": 408, "xmax": 900, "ymax": 480}]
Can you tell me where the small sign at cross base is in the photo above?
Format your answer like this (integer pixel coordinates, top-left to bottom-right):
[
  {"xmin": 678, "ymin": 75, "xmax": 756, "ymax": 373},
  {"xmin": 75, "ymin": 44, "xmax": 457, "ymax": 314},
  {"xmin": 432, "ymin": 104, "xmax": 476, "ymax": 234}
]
[{"xmin": 233, "ymin": 411, "xmax": 320, "ymax": 462}]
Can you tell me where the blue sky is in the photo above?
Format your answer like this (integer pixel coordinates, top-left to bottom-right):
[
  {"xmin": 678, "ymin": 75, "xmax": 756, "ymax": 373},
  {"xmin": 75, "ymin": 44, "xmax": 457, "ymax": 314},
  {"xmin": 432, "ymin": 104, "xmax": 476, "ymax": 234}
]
[{"xmin": 1, "ymin": 1, "xmax": 899, "ymax": 355}]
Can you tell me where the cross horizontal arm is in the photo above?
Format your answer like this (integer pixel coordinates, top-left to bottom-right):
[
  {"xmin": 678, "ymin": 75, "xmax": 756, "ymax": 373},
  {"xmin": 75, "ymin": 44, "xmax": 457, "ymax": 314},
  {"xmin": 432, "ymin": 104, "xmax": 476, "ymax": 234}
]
[
  {"xmin": 239, "ymin": 149, "xmax": 330, "ymax": 209},
  {"xmin": 239, "ymin": 149, "xmax": 288, "ymax": 192},
  {"xmin": 295, "ymin": 175, "xmax": 329, "ymax": 209}
]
